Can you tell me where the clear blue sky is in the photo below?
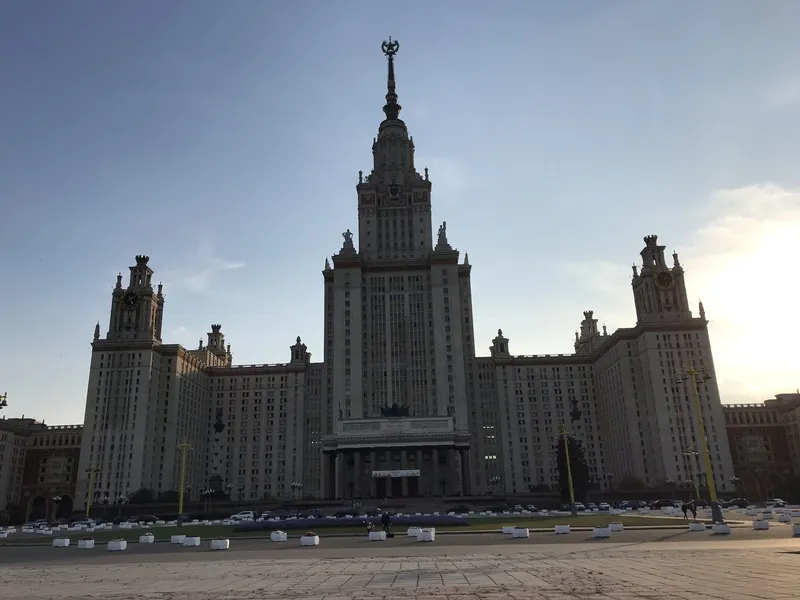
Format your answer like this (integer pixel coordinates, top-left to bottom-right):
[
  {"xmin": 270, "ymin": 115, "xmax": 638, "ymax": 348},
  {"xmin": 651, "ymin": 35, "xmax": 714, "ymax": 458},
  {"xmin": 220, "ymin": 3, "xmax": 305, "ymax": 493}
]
[{"xmin": 2, "ymin": 0, "xmax": 799, "ymax": 424}]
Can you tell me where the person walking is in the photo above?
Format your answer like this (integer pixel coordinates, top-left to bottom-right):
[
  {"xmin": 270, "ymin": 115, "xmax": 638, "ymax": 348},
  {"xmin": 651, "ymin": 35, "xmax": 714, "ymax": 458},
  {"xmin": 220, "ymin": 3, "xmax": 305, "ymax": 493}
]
[
  {"xmin": 689, "ymin": 501, "xmax": 697, "ymax": 520},
  {"xmin": 681, "ymin": 502, "xmax": 689, "ymax": 519},
  {"xmin": 380, "ymin": 510, "xmax": 393, "ymax": 537}
]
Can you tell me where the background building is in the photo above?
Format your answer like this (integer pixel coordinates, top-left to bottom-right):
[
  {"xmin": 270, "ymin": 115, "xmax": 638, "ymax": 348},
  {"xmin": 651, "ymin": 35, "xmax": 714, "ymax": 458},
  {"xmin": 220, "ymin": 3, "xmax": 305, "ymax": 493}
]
[
  {"xmin": 0, "ymin": 417, "xmax": 82, "ymax": 520},
  {"xmin": 724, "ymin": 392, "xmax": 800, "ymax": 500},
  {"xmin": 75, "ymin": 41, "xmax": 735, "ymax": 508}
]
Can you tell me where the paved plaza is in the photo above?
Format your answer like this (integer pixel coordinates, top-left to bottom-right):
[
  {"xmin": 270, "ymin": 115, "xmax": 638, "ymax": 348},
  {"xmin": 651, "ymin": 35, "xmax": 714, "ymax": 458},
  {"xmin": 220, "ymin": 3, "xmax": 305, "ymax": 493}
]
[{"xmin": 1, "ymin": 529, "xmax": 798, "ymax": 599}]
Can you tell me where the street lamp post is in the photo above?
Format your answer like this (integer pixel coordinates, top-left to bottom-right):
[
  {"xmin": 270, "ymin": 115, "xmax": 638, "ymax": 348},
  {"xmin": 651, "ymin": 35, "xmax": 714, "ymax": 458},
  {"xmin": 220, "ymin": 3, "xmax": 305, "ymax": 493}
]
[
  {"xmin": 176, "ymin": 439, "xmax": 192, "ymax": 518},
  {"xmin": 559, "ymin": 424, "xmax": 577, "ymax": 517},
  {"xmin": 290, "ymin": 481, "xmax": 303, "ymax": 500},
  {"xmin": 730, "ymin": 476, "xmax": 741, "ymax": 498},
  {"xmin": 676, "ymin": 359, "xmax": 723, "ymax": 523},
  {"xmin": 115, "ymin": 495, "xmax": 128, "ymax": 519},
  {"xmin": 201, "ymin": 488, "xmax": 213, "ymax": 513},
  {"xmin": 84, "ymin": 466, "xmax": 101, "ymax": 517},
  {"xmin": 238, "ymin": 484, "xmax": 245, "ymax": 501},
  {"xmin": 53, "ymin": 495, "xmax": 63, "ymax": 521},
  {"xmin": 684, "ymin": 449, "xmax": 700, "ymax": 499}
]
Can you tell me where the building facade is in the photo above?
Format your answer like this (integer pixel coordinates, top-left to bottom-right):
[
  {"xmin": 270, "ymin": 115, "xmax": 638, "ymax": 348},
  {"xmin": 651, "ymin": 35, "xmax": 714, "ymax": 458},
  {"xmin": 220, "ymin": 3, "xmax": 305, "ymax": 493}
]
[
  {"xmin": 0, "ymin": 418, "xmax": 82, "ymax": 520},
  {"xmin": 724, "ymin": 392, "xmax": 800, "ymax": 500},
  {"xmin": 75, "ymin": 41, "xmax": 735, "ymax": 508}
]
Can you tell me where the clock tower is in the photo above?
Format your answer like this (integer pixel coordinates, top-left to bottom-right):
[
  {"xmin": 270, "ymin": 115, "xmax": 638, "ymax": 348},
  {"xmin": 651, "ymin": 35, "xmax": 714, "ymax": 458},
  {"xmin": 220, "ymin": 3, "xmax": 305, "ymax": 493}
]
[
  {"xmin": 106, "ymin": 255, "xmax": 165, "ymax": 342},
  {"xmin": 631, "ymin": 235, "xmax": 692, "ymax": 323}
]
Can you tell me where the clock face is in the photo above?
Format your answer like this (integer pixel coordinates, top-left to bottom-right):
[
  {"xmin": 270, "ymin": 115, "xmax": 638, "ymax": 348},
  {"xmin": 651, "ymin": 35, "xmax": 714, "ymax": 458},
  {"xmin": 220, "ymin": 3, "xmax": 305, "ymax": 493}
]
[
  {"xmin": 121, "ymin": 292, "xmax": 139, "ymax": 309},
  {"xmin": 656, "ymin": 271, "xmax": 674, "ymax": 288},
  {"xmin": 388, "ymin": 182, "xmax": 400, "ymax": 200}
]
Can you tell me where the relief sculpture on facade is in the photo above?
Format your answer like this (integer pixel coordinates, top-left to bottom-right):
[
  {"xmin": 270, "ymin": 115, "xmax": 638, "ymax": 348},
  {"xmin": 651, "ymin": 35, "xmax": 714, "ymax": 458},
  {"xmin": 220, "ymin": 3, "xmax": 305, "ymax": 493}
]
[{"xmin": 380, "ymin": 402, "xmax": 410, "ymax": 417}]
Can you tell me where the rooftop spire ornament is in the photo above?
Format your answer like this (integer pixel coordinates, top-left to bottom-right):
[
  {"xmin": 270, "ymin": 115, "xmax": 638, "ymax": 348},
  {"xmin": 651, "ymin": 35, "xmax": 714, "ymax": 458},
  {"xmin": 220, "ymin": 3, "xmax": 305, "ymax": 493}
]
[{"xmin": 381, "ymin": 37, "xmax": 402, "ymax": 121}]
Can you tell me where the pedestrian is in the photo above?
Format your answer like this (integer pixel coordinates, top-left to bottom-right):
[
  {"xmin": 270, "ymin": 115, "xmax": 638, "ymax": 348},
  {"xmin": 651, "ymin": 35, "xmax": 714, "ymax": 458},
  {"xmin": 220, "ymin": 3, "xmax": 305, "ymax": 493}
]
[
  {"xmin": 690, "ymin": 502, "xmax": 697, "ymax": 520},
  {"xmin": 380, "ymin": 510, "xmax": 393, "ymax": 537},
  {"xmin": 681, "ymin": 502, "xmax": 689, "ymax": 519}
]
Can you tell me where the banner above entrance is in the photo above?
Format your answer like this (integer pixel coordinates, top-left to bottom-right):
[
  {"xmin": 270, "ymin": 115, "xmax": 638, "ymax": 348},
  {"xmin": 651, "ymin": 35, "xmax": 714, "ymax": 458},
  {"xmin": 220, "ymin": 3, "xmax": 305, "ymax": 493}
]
[
  {"xmin": 372, "ymin": 469, "xmax": 420, "ymax": 478},
  {"xmin": 340, "ymin": 417, "xmax": 453, "ymax": 436}
]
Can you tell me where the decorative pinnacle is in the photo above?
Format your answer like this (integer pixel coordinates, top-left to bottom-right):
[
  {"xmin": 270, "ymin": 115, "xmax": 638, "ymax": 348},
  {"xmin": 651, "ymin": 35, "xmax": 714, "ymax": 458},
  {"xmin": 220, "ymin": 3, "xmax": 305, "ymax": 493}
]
[{"xmin": 381, "ymin": 37, "xmax": 402, "ymax": 121}]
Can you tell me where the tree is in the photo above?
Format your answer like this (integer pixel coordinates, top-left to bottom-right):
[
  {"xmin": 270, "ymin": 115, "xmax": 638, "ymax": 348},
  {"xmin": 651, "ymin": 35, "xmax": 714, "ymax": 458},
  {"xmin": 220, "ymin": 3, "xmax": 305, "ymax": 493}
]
[
  {"xmin": 617, "ymin": 476, "xmax": 646, "ymax": 491},
  {"xmin": 129, "ymin": 488, "xmax": 156, "ymax": 504},
  {"xmin": 156, "ymin": 490, "xmax": 179, "ymax": 503},
  {"xmin": 553, "ymin": 435, "xmax": 591, "ymax": 503}
]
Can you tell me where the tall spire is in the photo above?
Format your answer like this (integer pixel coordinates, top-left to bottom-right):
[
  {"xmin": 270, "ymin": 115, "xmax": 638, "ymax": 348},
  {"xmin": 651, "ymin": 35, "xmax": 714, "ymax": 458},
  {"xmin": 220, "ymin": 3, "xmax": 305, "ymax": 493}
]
[{"xmin": 381, "ymin": 37, "xmax": 401, "ymax": 121}]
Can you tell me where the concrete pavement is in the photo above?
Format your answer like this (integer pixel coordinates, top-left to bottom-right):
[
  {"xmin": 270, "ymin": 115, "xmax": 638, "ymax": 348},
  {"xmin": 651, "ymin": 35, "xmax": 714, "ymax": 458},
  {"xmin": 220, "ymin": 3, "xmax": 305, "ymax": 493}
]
[{"xmin": 1, "ymin": 525, "xmax": 799, "ymax": 599}]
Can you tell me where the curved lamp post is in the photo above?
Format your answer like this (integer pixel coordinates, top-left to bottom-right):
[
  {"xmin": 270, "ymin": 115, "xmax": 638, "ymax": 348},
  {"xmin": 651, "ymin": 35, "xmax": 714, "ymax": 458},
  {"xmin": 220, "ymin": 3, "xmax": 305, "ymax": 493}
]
[{"xmin": 675, "ymin": 361, "xmax": 723, "ymax": 523}]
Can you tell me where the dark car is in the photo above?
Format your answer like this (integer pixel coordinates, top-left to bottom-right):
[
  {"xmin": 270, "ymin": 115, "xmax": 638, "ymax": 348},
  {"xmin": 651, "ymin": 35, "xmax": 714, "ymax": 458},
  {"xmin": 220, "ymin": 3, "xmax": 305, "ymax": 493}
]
[
  {"xmin": 722, "ymin": 497, "xmax": 749, "ymax": 508},
  {"xmin": 690, "ymin": 498, "xmax": 709, "ymax": 508},
  {"xmin": 649, "ymin": 499, "xmax": 677, "ymax": 509},
  {"xmin": 333, "ymin": 508, "xmax": 359, "ymax": 518},
  {"xmin": 449, "ymin": 505, "xmax": 470, "ymax": 514}
]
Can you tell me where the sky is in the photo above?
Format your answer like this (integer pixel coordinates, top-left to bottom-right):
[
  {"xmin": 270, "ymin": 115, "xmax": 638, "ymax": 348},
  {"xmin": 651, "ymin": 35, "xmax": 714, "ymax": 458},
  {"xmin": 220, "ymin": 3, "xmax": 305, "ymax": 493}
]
[{"xmin": 1, "ymin": 0, "xmax": 798, "ymax": 425}]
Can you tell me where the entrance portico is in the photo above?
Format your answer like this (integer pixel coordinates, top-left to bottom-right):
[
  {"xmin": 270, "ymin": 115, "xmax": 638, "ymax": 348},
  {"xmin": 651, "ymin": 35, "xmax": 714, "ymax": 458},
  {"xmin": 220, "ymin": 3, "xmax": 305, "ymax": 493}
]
[{"xmin": 322, "ymin": 416, "xmax": 472, "ymax": 499}]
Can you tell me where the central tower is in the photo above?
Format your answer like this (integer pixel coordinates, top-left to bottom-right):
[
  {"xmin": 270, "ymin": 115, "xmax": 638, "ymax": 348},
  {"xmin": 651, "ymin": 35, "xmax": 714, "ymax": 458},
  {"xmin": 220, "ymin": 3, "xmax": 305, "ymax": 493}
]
[
  {"xmin": 321, "ymin": 40, "xmax": 476, "ymax": 500},
  {"xmin": 356, "ymin": 38, "xmax": 434, "ymax": 259}
]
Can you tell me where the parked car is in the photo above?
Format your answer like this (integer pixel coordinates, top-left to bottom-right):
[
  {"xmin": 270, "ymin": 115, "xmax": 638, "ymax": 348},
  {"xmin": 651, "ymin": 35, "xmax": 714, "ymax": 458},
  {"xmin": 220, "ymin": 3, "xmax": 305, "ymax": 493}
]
[
  {"xmin": 598, "ymin": 502, "xmax": 611, "ymax": 511},
  {"xmin": 230, "ymin": 511, "xmax": 255, "ymax": 522},
  {"xmin": 127, "ymin": 514, "xmax": 158, "ymax": 524},
  {"xmin": 766, "ymin": 498, "xmax": 787, "ymax": 508},
  {"xmin": 649, "ymin": 499, "xmax": 677, "ymax": 509},
  {"xmin": 525, "ymin": 504, "xmax": 538, "ymax": 512},
  {"xmin": 722, "ymin": 497, "xmax": 749, "ymax": 508}
]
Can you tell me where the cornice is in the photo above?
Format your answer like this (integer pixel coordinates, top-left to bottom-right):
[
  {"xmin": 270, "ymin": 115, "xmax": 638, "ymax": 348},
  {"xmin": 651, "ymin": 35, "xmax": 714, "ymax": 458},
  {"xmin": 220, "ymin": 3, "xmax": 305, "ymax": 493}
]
[
  {"xmin": 91, "ymin": 339, "xmax": 160, "ymax": 353},
  {"xmin": 493, "ymin": 318, "xmax": 709, "ymax": 367}
]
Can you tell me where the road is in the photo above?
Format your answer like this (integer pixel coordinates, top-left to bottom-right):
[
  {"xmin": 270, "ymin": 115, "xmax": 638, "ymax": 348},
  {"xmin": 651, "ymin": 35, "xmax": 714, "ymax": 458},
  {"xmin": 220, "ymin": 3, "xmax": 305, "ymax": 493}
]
[{"xmin": 0, "ymin": 523, "xmax": 794, "ymax": 566}]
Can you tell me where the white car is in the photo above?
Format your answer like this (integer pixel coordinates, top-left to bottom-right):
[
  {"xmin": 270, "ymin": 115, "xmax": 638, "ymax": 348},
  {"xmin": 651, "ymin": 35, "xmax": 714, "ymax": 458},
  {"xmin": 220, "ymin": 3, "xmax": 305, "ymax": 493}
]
[
  {"xmin": 598, "ymin": 502, "xmax": 611, "ymax": 511},
  {"xmin": 230, "ymin": 511, "xmax": 255, "ymax": 522}
]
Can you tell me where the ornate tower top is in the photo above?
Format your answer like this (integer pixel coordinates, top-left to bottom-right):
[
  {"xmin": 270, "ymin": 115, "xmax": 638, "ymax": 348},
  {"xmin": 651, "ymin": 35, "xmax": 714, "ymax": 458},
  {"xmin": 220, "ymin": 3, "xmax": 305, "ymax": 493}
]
[{"xmin": 381, "ymin": 37, "xmax": 401, "ymax": 122}]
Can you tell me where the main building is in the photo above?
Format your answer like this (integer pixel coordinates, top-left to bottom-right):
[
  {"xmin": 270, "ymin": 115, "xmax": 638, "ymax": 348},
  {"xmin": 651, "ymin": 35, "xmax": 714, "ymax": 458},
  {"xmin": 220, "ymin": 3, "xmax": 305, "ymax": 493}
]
[{"xmin": 76, "ymin": 41, "xmax": 735, "ymax": 509}]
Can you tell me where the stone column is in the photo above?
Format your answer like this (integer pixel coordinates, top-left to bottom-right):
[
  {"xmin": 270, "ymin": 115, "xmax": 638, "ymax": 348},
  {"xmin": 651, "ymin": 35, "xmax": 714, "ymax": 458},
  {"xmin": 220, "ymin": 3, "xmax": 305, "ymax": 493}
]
[
  {"xmin": 385, "ymin": 449, "xmax": 393, "ymax": 498},
  {"xmin": 341, "ymin": 450, "xmax": 350, "ymax": 499},
  {"xmin": 369, "ymin": 450, "xmax": 377, "ymax": 498},
  {"xmin": 321, "ymin": 453, "xmax": 329, "ymax": 499},
  {"xmin": 401, "ymin": 449, "xmax": 409, "ymax": 497},
  {"xmin": 448, "ymin": 448, "xmax": 459, "ymax": 497},
  {"xmin": 432, "ymin": 448, "xmax": 440, "ymax": 496},
  {"xmin": 460, "ymin": 448, "xmax": 472, "ymax": 496},
  {"xmin": 334, "ymin": 452, "xmax": 341, "ymax": 499},
  {"xmin": 353, "ymin": 451, "xmax": 361, "ymax": 498},
  {"xmin": 416, "ymin": 448, "xmax": 423, "ymax": 494}
]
